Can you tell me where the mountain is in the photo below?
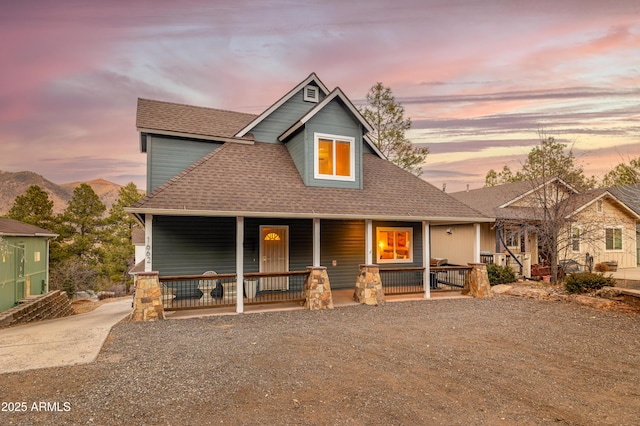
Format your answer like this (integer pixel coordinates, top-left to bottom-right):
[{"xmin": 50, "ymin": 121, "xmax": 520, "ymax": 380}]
[
  {"xmin": 59, "ymin": 178, "xmax": 123, "ymax": 212},
  {"xmin": 0, "ymin": 171, "xmax": 127, "ymax": 216}
]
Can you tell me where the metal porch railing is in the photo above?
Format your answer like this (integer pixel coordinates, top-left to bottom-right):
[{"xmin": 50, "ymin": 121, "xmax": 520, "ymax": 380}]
[
  {"xmin": 380, "ymin": 266, "xmax": 472, "ymax": 294},
  {"xmin": 159, "ymin": 271, "xmax": 309, "ymax": 311}
]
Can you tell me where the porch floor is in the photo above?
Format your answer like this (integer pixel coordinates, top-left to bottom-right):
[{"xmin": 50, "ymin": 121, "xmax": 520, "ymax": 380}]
[{"xmin": 165, "ymin": 289, "xmax": 469, "ymax": 320}]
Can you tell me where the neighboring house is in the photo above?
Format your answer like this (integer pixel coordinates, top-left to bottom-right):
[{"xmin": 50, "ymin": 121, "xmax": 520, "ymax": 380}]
[
  {"xmin": 126, "ymin": 73, "xmax": 490, "ymax": 309},
  {"xmin": 605, "ymin": 183, "xmax": 640, "ymax": 266},
  {"xmin": 0, "ymin": 218, "xmax": 57, "ymax": 312},
  {"xmin": 449, "ymin": 179, "xmax": 640, "ymax": 275}
]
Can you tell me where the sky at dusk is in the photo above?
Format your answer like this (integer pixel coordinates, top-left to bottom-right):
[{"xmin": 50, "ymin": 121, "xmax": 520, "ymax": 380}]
[{"xmin": 1, "ymin": 0, "xmax": 639, "ymax": 193}]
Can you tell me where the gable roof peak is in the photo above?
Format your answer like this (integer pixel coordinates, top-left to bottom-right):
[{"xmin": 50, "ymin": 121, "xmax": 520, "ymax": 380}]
[{"xmin": 234, "ymin": 73, "xmax": 331, "ymax": 138}]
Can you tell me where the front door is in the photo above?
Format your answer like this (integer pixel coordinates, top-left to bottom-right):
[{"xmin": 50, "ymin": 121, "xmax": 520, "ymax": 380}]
[{"xmin": 260, "ymin": 226, "xmax": 289, "ymax": 290}]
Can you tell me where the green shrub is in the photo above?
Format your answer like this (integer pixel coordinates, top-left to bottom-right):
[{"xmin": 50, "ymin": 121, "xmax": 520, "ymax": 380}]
[
  {"xmin": 564, "ymin": 272, "xmax": 615, "ymax": 294},
  {"xmin": 487, "ymin": 263, "xmax": 516, "ymax": 285}
]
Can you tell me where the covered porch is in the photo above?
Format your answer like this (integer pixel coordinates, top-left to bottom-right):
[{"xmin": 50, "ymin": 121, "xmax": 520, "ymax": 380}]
[{"xmin": 136, "ymin": 210, "xmax": 488, "ymax": 313}]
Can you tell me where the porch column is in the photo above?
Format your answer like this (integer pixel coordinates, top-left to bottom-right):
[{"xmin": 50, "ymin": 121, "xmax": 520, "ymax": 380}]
[
  {"xmin": 365, "ymin": 219, "xmax": 373, "ymax": 265},
  {"xmin": 130, "ymin": 271, "xmax": 165, "ymax": 321},
  {"xmin": 304, "ymin": 266, "xmax": 334, "ymax": 310},
  {"xmin": 423, "ymin": 221, "xmax": 431, "ymax": 299},
  {"xmin": 144, "ymin": 213, "xmax": 153, "ymax": 272},
  {"xmin": 313, "ymin": 218, "xmax": 320, "ymax": 267},
  {"xmin": 354, "ymin": 264, "xmax": 385, "ymax": 305},
  {"xmin": 236, "ymin": 216, "xmax": 244, "ymax": 314},
  {"xmin": 474, "ymin": 223, "xmax": 481, "ymax": 263}
]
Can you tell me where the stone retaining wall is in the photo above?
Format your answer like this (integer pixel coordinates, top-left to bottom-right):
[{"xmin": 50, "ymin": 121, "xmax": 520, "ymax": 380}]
[{"xmin": 0, "ymin": 290, "xmax": 73, "ymax": 329}]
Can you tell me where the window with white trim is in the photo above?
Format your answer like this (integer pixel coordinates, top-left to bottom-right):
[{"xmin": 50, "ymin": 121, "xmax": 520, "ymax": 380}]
[
  {"xmin": 571, "ymin": 226, "xmax": 581, "ymax": 252},
  {"xmin": 376, "ymin": 227, "xmax": 413, "ymax": 263},
  {"xmin": 314, "ymin": 133, "xmax": 355, "ymax": 181},
  {"xmin": 605, "ymin": 227, "xmax": 622, "ymax": 251}
]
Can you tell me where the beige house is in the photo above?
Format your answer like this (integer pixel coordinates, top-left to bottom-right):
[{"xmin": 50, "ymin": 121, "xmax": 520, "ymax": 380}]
[{"xmin": 439, "ymin": 179, "xmax": 640, "ymax": 275}]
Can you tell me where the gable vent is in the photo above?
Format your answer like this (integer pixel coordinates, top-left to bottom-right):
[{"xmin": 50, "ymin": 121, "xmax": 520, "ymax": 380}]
[{"xmin": 303, "ymin": 85, "xmax": 319, "ymax": 103}]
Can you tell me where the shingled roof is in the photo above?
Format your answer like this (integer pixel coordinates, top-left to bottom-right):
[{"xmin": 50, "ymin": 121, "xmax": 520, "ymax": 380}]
[
  {"xmin": 130, "ymin": 142, "xmax": 487, "ymax": 222},
  {"xmin": 136, "ymin": 98, "xmax": 257, "ymax": 140},
  {"xmin": 450, "ymin": 181, "xmax": 539, "ymax": 219},
  {"xmin": 0, "ymin": 218, "xmax": 57, "ymax": 237},
  {"xmin": 453, "ymin": 180, "xmax": 640, "ymax": 222}
]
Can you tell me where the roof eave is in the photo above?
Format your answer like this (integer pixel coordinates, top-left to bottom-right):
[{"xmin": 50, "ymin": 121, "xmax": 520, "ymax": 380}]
[
  {"xmin": 124, "ymin": 207, "xmax": 492, "ymax": 223},
  {"xmin": 138, "ymin": 128, "xmax": 254, "ymax": 145}
]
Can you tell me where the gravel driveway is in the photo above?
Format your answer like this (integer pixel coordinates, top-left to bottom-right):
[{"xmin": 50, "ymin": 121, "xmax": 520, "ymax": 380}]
[{"xmin": 2, "ymin": 297, "xmax": 639, "ymax": 425}]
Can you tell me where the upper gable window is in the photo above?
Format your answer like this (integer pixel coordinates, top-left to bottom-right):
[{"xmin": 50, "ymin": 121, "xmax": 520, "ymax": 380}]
[
  {"xmin": 314, "ymin": 133, "xmax": 355, "ymax": 181},
  {"xmin": 303, "ymin": 85, "xmax": 319, "ymax": 103}
]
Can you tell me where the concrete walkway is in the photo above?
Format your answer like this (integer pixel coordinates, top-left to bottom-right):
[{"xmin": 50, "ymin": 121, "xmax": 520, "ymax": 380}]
[{"xmin": 0, "ymin": 299, "xmax": 131, "ymax": 374}]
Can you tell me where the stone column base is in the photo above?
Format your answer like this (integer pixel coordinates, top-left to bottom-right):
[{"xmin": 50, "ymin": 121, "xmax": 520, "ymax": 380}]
[
  {"xmin": 354, "ymin": 264, "xmax": 385, "ymax": 305},
  {"xmin": 463, "ymin": 263, "xmax": 493, "ymax": 298},
  {"xmin": 304, "ymin": 267, "xmax": 334, "ymax": 310},
  {"xmin": 130, "ymin": 272, "xmax": 165, "ymax": 321}
]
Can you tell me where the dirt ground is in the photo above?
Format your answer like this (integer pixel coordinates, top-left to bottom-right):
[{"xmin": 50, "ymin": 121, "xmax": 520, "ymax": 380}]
[{"xmin": 2, "ymin": 294, "xmax": 639, "ymax": 425}]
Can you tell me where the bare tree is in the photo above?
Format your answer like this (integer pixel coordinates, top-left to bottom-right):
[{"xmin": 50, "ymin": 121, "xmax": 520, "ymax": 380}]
[{"xmin": 494, "ymin": 134, "xmax": 623, "ymax": 284}]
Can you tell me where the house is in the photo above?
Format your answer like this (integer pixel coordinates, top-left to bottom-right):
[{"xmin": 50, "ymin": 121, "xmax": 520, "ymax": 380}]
[
  {"xmin": 448, "ymin": 179, "xmax": 640, "ymax": 276},
  {"xmin": 599, "ymin": 183, "xmax": 640, "ymax": 267},
  {"xmin": 0, "ymin": 218, "xmax": 57, "ymax": 312},
  {"xmin": 126, "ymin": 73, "xmax": 490, "ymax": 311}
]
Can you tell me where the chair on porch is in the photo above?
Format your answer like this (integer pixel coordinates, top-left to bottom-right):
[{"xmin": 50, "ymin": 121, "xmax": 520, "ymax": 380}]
[{"xmin": 199, "ymin": 270, "xmax": 223, "ymax": 300}]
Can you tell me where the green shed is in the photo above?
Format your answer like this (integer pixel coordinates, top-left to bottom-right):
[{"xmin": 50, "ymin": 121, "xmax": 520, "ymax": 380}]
[{"xmin": 0, "ymin": 218, "xmax": 57, "ymax": 312}]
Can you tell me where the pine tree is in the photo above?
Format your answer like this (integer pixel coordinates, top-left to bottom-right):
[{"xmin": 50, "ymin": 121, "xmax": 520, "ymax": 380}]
[
  {"xmin": 360, "ymin": 83, "xmax": 429, "ymax": 176},
  {"xmin": 6, "ymin": 185, "xmax": 55, "ymax": 229},
  {"xmin": 100, "ymin": 182, "xmax": 144, "ymax": 283}
]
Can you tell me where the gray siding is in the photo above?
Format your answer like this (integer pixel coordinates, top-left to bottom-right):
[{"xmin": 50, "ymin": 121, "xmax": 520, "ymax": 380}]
[
  {"xmin": 320, "ymin": 220, "xmax": 365, "ymax": 289},
  {"xmin": 304, "ymin": 100, "xmax": 363, "ymax": 189},
  {"xmin": 251, "ymin": 87, "xmax": 326, "ymax": 143},
  {"xmin": 147, "ymin": 135, "xmax": 221, "ymax": 193},
  {"xmin": 244, "ymin": 218, "xmax": 313, "ymax": 272},
  {"xmin": 153, "ymin": 216, "xmax": 236, "ymax": 276},
  {"xmin": 285, "ymin": 129, "xmax": 307, "ymax": 182},
  {"xmin": 372, "ymin": 221, "xmax": 424, "ymax": 267},
  {"xmin": 152, "ymin": 216, "xmax": 314, "ymax": 277}
]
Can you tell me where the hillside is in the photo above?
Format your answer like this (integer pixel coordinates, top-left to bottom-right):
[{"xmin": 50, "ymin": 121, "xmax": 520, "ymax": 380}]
[{"xmin": 0, "ymin": 171, "xmax": 128, "ymax": 216}]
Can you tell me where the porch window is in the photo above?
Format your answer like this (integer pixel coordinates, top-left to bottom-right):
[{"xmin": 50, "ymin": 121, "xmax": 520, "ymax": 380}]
[
  {"xmin": 605, "ymin": 227, "xmax": 622, "ymax": 251},
  {"xmin": 376, "ymin": 227, "xmax": 413, "ymax": 263},
  {"xmin": 571, "ymin": 226, "xmax": 581, "ymax": 252},
  {"xmin": 314, "ymin": 133, "xmax": 355, "ymax": 181}
]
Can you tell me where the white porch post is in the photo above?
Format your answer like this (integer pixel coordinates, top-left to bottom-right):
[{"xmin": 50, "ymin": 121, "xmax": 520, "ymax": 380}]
[
  {"xmin": 365, "ymin": 219, "xmax": 373, "ymax": 265},
  {"xmin": 423, "ymin": 221, "xmax": 430, "ymax": 299},
  {"xmin": 313, "ymin": 218, "xmax": 320, "ymax": 267},
  {"xmin": 474, "ymin": 223, "xmax": 481, "ymax": 263},
  {"xmin": 236, "ymin": 216, "xmax": 244, "ymax": 313},
  {"xmin": 144, "ymin": 213, "xmax": 153, "ymax": 272}
]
